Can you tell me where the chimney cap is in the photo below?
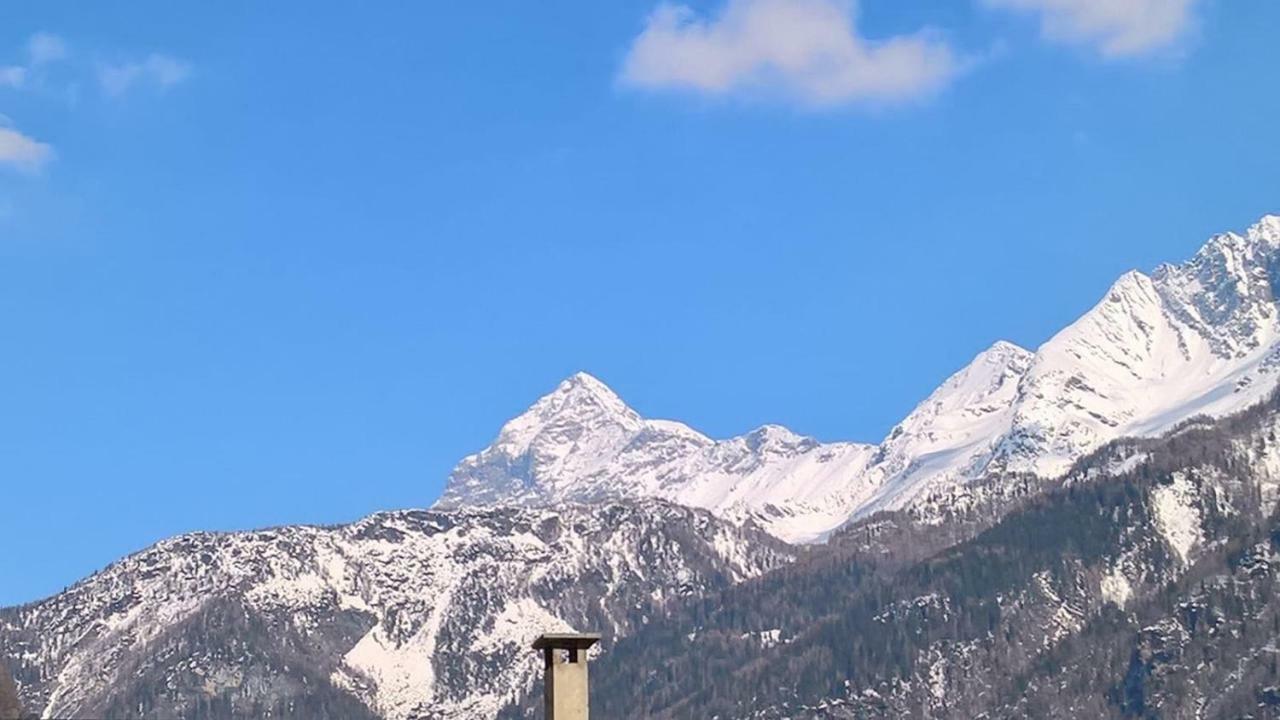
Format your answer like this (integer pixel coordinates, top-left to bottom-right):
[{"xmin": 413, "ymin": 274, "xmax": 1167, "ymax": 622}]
[{"xmin": 532, "ymin": 632, "xmax": 601, "ymax": 651}]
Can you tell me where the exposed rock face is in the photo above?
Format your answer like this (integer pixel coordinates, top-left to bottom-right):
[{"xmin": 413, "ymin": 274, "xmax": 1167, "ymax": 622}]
[
  {"xmin": 0, "ymin": 501, "xmax": 791, "ymax": 720},
  {"xmin": 0, "ymin": 662, "xmax": 20, "ymax": 720}
]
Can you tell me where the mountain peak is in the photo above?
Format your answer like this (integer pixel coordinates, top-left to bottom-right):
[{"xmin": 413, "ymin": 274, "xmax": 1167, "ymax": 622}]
[
  {"xmin": 539, "ymin": 371, "xmax": 631, "ymax": 417},
  {"xmin": 743, "ymin": 424, "xmax": 815, "ymax": 454},
  {"xmin": 940, "ymin": 340, "xmax": 1033, "ymax": 393},
  {"xmin": 906, "ymin": 340, "xmax": 1033, "ymax": 414},
  {"xmin": 1247, "ymin": 214, "xmax": 1280, "ymax": 248},
  {"xmin": 436, "ymin": 374, "xmax": 645, "ymax": 507},
  {"xmin": 1148, "ymin": 216, "xmax": 1280, "ymax": 358},
  {"xmin": 1110, "ymin": 268, "xmax": 1155, "ymax": 295},
  {"xmin": 560, "ymin": 370, "xmax": 614, "ymax": 394},
  {"xmin": 494, "ymin": 372, "xmax": 640, "ymax": 454},
  {"xmin": 983, "ymin": 340, "xmax": 1032, "ymax": 362}
]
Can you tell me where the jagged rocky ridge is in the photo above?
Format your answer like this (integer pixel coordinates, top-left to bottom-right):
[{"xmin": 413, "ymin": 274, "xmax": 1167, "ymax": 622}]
[
  {"xmin": 574, "ymin": 389, "xmax": 1280, "ymax": 719},
  {"xmin": 0, "ymin": 501, "xmax": 792, "ymax": 719},
  {"xmin": 442, "ymin": 215, "xmax": 1280, "ymax": 543}
]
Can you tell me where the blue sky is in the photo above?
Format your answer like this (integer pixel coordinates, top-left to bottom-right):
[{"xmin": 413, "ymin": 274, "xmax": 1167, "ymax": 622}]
[{"xmin": 1, "ymin": 0, "xmax": 1277, "ymax": 605}]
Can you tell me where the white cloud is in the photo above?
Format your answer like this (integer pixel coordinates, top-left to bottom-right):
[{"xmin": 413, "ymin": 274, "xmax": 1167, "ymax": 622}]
[
  {"xmin": 0, "ymin": 127, "xmax": 53, "ymax": 173},
  {"xmin": 982, "ymin": 0, "xmax": 1199, "ymax": 57},
  {"xmin": 27, "ymin": 32, "xmax": 68, "ymax": 66},
  {"xmin": 99, "ymin": 53, "xmax": 191, "ymax": 97},
  {"xmin": 619, "ymin": 0, "xmax": 959, "ymax": 107}
]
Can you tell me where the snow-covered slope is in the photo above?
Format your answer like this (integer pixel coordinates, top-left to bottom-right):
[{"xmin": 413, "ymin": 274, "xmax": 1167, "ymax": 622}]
[
  {"xmin": 436, "ymin": 372, "xmax": 878, "ymax": 542},
  {"xmin": 995, "ymin": 217, "xmax": 1280, "ymax": 476},
  {"xmin": 441, "ymin": 215, "xmax": 1280, "ymax": 541},
  {"xmin": 0, "ymin": 500, "xmax": 791, "ymax": 720}
]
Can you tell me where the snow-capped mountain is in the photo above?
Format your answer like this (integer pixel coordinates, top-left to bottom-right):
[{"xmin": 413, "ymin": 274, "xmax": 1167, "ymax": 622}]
[
  {"xmin": 8, "ymin": 211, "xmax": 1280, "ymax": 720},
  {"xmin": 994, "ymin": 217, "xmax": 1280, "ymax": 474},
  {"xmin": 587, "ymin": 390, "xmax": 1280, "ymax": 719},
  {"xmin": 442, "ymin": 215, "xmax": 1280, "ymax": 542},
  {"xmin": 436, "ymin": 371, "xmax": 880, "ymax": 542},
  {"xmin": 0, "ymin": 501, "xmax": 791, "ymax": 720}
]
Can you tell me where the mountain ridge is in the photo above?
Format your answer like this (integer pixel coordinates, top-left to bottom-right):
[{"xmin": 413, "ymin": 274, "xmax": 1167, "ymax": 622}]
[
  {"xmin": 442, "ymin": 214, "xmax": 1280, "ymax": 542},
  {"xmin": 6, "ymin": 212, "xmax": 1280, "ymax": 719},
  {"xmin": 581, "ymin": 387, "xmax": 1280, "ymax": 719},
  {"xmin": 0, "ymin": 500, "xmax": 791, "ymax": 720}
]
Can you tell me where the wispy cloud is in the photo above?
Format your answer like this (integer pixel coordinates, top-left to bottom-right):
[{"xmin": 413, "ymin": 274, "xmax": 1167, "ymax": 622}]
[
  {"xmin": 0, "ymin": 32, "xmax": 68, "ymax": 90},
  {"xmin": 0, "ymin": 126, "xmax": 54, "ymax": 173},
  {"xmin": 0, "ymin": 66, "xmax": 25, "ymax": 88},
  {"xmin": 982, "ymin": 0, "xmax": 1200, "ymax": 57},
  {"xmin": 27, "ymin": 32, "xmax": 68, "ymax": 66},
  {"xmin": 619, "ymin": 0, "xmax": 959, "ymax": 108},
  {"xmin": 0, "ymin": 33, "xmax": 191, "ymax": 180},
  {"xmin": 99, "ymin": 53, "xmax": 191, "ymax": 97}
]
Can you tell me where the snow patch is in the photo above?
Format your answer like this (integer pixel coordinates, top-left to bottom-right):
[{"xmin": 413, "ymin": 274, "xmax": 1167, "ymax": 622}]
[
  {"xmin": 1152, "ymin": 472, "xmax": 1202, "ymax": 565},
  {"xmin": 343, "ymin": 625, "xmax": 436, "ymax": 719},
  {"xmin": 1100, "ymin": 566, "xmax": 1132, "ymax": 608}
]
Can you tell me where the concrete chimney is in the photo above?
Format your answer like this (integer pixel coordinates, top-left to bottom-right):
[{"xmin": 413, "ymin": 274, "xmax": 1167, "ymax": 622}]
[{"xmin": 532, "ymin": 632, "xmax": 601, "ymax": 720}]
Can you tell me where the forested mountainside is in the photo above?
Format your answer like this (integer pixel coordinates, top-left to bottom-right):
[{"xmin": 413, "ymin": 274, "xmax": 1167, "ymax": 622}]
[
  {"xmin": 559, "ymin": 392, "xmax": 1280, "ymax": 719},
  {"xmin": 0, "ymin": 502, "xmax": 790, "ymax": 720}
]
